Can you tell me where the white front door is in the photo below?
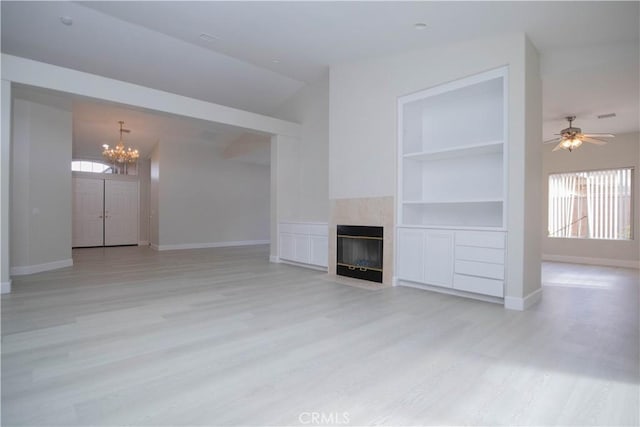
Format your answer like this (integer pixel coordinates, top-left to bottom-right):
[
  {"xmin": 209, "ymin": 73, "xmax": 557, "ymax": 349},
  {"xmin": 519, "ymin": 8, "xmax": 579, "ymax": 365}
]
[
  {"xmin": 72, "ymin": 177, "xmax": 104, "ymax": 247},
  {"xmin": 104, "ymin": 180, "xmax": 138, "ymax": 246}
]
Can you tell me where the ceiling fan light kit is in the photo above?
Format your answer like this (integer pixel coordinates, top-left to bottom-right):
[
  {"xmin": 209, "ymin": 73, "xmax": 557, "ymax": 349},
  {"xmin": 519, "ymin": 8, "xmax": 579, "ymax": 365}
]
[{"xmin": 544, "ymin": 116, "xmax": 615, "ymax": 152}]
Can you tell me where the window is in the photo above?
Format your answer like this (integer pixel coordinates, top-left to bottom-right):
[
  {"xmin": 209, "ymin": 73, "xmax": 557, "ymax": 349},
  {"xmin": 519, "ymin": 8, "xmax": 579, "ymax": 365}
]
[
  {"xmin": 548, "ymin": 168, "xmax": 633, "ymax": 240},
  {"xmin": 71, "ymin": 160, "xmax": 113, "ymax": 174}
]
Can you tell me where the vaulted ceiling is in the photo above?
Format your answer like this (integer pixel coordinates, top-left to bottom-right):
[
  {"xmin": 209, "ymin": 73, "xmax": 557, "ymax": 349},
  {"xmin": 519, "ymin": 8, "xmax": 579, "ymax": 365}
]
[{"xmin": 2, "ymin": 1, "xmax": 638, "ymax": 158}]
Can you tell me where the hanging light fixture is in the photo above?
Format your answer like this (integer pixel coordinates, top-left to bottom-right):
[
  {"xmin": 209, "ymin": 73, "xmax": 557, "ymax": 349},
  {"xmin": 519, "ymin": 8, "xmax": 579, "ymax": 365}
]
[
  {"xmin": 102, "ymin": 121, "xmax": 139, "ymax": 169},
  {"xmin": 543, "ymin": 116, "xmax": 615, "ymax": 152}
]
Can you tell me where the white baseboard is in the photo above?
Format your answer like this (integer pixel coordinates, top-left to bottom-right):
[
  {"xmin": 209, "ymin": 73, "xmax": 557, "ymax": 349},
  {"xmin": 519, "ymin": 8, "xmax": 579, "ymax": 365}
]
[
  {"xmin": 10, "ymin": 258, "xmax": 73, "ymax": 276},
  {"xmin": 397, "ymin": 280, "xmax": 503, "ymax": 305},
  {"xmin": 543, "ymin": 254, "xmax": 639, "ymax": 269},
  {"xmin": 138, "ymin": 240, "xmax": 149, "ymax": 246},
  {"xmin": 269, "ymin": 255, "xmax": 280, "ymax": 263},
  {"xmin": 1, "ymin": 280, "xmax": 11, "ymax": 294},
  {"xmin": 504, "ymin": 287, "xmax": 543, "ymax": 311},
  {"xmin": 279, "ymin": 259, "xmax": 328, "ymax": 272},
  {"xmin": 157, "ymin": 240, "xmax": 270, "ymax": 251}
]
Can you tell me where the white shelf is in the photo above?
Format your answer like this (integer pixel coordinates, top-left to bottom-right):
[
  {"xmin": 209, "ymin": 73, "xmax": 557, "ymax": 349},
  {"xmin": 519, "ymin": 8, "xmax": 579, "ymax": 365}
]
[
  {"xmin": 403, "ymin": 199, "xmax": 503, "ymax": 205},
  {"xmin": 404, "ymin": 140, "xmax": 503, "ymax": 161}
]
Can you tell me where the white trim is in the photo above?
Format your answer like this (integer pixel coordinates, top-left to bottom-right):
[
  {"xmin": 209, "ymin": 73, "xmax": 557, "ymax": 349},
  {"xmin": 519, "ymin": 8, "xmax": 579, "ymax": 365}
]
[
  {"xmin": 269, "ymin": 255, "xmax": 281, "ymax": 263},
  {"xmin": 150, "ymin": 243, "xmax": 159, "ymax": 251},
  {"xmin": 504, "ymin": 288, "xmax": 543, "ymax": 311},
  {"xmin": 279, "ymin": 259, "xmax": 328, "ymax": 272},
  {"xmin": 10, "ymin": 258, "xmax": 73, "ymax": 276},
  {"xmin": 543, "ymin": 254, "xmax": 639, "ymax": 269},
  {"xmin": 156, "ymin": 240, "xmax": 270, "ymax": 251},
  {"xmin": 397, "ymin": 280, "xmax": 503, "ymax": 305},
  {"xmin": 138, "ymin": 240, "xmax": 149, "ymax": 247},
  {"xmin": 1, "ymin": 280, "xmax": 11, "ymax": 294}
]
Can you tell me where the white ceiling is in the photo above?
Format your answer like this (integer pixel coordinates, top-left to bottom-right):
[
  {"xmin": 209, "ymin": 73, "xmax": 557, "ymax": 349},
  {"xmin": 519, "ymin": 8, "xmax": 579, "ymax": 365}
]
[{"xmin": 2, "ymin": 1, "xmax": 639, "ymax": 157}]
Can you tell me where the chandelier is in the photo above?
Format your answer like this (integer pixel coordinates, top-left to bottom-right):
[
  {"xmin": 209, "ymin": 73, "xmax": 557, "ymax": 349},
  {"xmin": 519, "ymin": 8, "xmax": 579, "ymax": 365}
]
[{"xmin": 102, "ymin": 121, "xmax": 139, "ymax": 164}]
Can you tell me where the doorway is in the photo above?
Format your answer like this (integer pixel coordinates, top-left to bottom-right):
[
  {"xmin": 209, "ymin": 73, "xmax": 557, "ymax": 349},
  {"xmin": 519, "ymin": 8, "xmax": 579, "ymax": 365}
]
[{"xmin": 72, "ymin": 176, "xmax": 138, "ymax": 247}]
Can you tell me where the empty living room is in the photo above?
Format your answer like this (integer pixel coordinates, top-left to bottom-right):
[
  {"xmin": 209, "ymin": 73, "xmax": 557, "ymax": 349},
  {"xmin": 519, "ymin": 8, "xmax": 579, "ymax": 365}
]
[{"xmin": 1, "ymin": 2, "xmax": 638, "ymax": 426}]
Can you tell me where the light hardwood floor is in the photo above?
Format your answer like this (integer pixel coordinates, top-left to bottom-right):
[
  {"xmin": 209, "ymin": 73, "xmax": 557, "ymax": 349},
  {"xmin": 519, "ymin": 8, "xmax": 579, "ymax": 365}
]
[{"xmin": 2, "ymin": 245, "xmax": 638, "ymax": 426}]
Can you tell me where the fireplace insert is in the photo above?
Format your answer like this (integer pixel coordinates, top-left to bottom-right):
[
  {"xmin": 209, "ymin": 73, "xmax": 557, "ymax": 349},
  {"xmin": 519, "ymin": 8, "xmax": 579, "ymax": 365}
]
[{"xmin": 336, "ymin": 225, "xmax": 383, "ymax": 283}]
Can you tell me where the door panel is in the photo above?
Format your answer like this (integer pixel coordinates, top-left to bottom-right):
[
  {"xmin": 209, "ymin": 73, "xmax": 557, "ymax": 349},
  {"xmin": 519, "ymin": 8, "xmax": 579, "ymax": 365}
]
[
  {"xmin": 294, "ymin": 234, "xmax": 311, "ymax": 264},
  {"xmin": 310, "ymin": 235, "xmax": 328, "ymax": 267},
  {"xmin": 397, "ymin": 228, "xmax": 424, "ymax": 282},
  {"xmin": 72, "ymin": 177, "xmax": 104, "ymax": 247},
  {"xmin": 279, "ymin": 233, "xmax": 296, "ymax": 261},
  {"xmin": 424, "ymin": 231, "xmax": 454, "ymax": 288},
  {"xmin": 104, "ymin": 180, "xmax": 138, "ymax": 246}
]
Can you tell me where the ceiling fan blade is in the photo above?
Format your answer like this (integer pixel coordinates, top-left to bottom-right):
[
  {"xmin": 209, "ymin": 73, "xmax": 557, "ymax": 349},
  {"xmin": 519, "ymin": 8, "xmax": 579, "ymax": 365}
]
[
  {"xmin": 583, "ymin": 137, "xmax": 608, "ymax": 145},
  {"xmin": 543, "ymin": 138, "xmax": 561, "ymax": 144},
  {"xmin": 552, "ymin": 142, "xmax": 565, "ymax": 152},
  {"xmin": 583, "ymin": 133, "xmax": 614, "ymax": 138}
]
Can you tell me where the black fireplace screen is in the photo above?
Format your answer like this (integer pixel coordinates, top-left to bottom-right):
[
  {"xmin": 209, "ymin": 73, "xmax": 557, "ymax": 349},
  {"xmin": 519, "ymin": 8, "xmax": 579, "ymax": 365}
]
[{"xmin": 337, "ymin": 225, "xmax": 383, "ymax": 283}]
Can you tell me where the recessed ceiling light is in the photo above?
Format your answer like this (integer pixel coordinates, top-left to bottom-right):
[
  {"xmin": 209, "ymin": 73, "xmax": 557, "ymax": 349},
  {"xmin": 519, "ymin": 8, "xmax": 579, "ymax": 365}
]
[
  {"xmin": 199, "ymin": 33, "xmax": 220, "ymax": 42},
  {"xmin": 60, "ymin": 16, "xmax": 73, "ymax": 26},
  {"xmin": 271, "ymin": 59, "xmax": 280, "ymax": 64},
  {"xmin": 414, "ymin": 23, "xmax": 428, "ymax": 30}
]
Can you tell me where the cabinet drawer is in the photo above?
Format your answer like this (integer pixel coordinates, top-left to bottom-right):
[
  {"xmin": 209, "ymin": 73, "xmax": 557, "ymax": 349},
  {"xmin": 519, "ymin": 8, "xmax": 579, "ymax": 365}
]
[
  {"xmin": 279, "ymin": 223, "xmax": 296, "ymax": 233},
  {"xmin": 453, "ymin": 274, "xmax": 504, "ymax": 297},
  {"xmin": 308, "ymin": 224, "xmax": 328, "ymax": 236},
  {"xmin": 455, "ymin": 246, "xmax": 504, "ymax": 264},
  {"xmin": 455, "ymin": 231, "xmax": 505, "ymax": 249},
  {"xmin": 455, "ymin": 260, "xmax": 504, "ymax": 280}
]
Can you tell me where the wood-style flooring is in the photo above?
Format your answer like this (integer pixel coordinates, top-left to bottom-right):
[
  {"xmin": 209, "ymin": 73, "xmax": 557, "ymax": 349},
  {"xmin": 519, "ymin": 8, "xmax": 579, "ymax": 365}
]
[{"xmin": 2, "ymin": 245, "xmax": 638, "ymax": 426}]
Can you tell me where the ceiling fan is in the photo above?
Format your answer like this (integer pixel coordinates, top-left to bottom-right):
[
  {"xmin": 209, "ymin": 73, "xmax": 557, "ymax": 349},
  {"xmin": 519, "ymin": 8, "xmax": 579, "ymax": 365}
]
[{"xmin": 544, "ymin": 116, "xmax": 615, "ymax": 152}]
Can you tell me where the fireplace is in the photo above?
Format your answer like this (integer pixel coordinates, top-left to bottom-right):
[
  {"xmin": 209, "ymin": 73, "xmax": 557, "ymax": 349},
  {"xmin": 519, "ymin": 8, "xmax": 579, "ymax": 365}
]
[{"xmin": 336, "ymin": 225, "xmax": 383, "ymax": 283}]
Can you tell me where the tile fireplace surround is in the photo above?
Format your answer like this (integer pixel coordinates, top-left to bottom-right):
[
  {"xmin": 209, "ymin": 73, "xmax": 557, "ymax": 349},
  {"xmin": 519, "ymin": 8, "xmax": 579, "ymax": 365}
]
[{"xmin": 329, "ymin": 196, "xmax": 394, "ymax": 286}]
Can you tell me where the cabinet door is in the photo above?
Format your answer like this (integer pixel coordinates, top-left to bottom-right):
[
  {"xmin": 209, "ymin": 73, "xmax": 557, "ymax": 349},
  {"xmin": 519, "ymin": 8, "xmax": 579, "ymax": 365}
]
[
  {"xmin": 397, "ymin": 228, "xmax": 425, "ymax": 282},
  {"xmin": 310, "ymin": 235, "xmax": 328, "ymax": 267},
  {"xmin": 424, "ymin": 230, "xmax": 454, "ymax": 288},
  {"xmin": 294, "ymin": 234, "xmax": 311, "ymax": 264},
  {"xmin": 279, "ymin": 233, "xmax": 296, "ymax": 261}
]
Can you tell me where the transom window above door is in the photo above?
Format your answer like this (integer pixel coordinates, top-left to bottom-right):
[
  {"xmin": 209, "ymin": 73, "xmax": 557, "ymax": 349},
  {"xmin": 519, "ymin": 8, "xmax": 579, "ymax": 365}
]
[{"xmin": 71, "ymin": 160, "xmax": 114, "ymax": 174}]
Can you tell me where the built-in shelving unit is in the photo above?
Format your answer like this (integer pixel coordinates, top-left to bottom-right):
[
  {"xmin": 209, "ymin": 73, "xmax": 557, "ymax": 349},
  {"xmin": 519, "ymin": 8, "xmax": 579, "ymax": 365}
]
[
  {"xmin": 396, "ymin": 67, "xmax": 508, "ymax": 300},
  {"xmin": 398, "ymin": 67, "xmax": 507, "ymax": 229},
  {"xmin": 403, "ymin": 140, "xmax": 503, "ymax": 162}
]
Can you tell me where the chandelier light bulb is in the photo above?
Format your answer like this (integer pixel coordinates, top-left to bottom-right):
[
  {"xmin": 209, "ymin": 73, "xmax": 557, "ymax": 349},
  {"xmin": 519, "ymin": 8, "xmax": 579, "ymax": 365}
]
[{"xmin": 102, "ymin": 121, "xmax": 139, "ymax": 165}]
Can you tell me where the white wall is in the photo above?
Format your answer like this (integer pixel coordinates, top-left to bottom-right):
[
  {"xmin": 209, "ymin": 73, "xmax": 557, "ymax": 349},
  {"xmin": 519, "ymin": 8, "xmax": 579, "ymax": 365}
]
[
  {"xmin": 10, "ymin": 98, "xmax": 72, "ymax": 273},
  {"xmin": 329, "ymin": 33, "xmax": 542, "ymax": 305},
  {"xmin": 522, "ymin": 37, "xmax": 543, "ymax": 295},
  {"xmin": 271, "ymin": 73, "xmax": 329, "ymax": 222},
  {"xmin": 149, "ymin": 143, "xmax": 160, "ymax": 248},
  {"xmin": 137, "ymin": 157, "xmax": 150, "ymax": 244},
  {"xmin": 330, "ymin": 34, "xmax": 534, "ymax": 200},
  {"xmin": 156, "ymin": 138, "xmax": 270, "ymax": 248},
  {"xmin": 542, "ymin": 131, "xmax": 640, "ymax": 267},
  {"xmin": 1, "ymin": 80, "xmax": 11, "ymax": 291}
]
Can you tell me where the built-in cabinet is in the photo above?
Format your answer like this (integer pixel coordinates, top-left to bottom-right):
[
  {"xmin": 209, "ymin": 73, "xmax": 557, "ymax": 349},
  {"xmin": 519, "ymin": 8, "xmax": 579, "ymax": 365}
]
[
  {"xmin": 278, "ymin": 222, "xmax": 328, "ymax": 269},
  {"xmin": 396, "ymin": 67, "xmax": 508, "ymax": 300}
]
